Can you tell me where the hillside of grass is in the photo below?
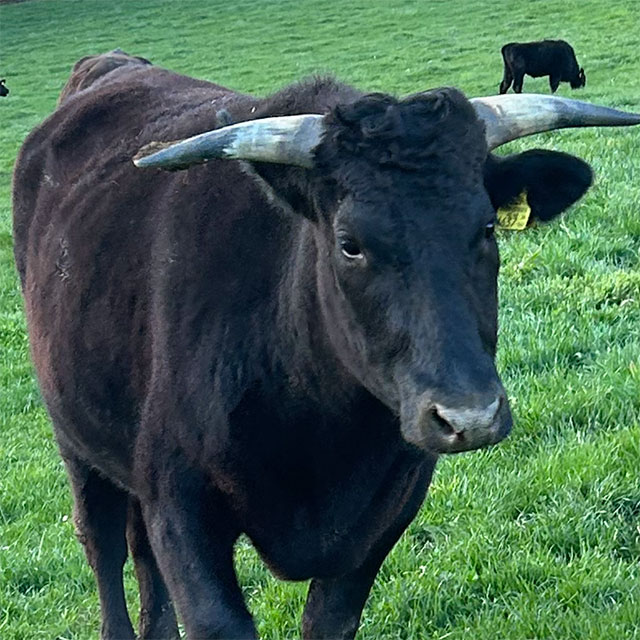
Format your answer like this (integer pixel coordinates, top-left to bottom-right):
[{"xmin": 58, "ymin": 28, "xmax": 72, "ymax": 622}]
[{"xmin": 1, "ymin": 1, "xmax": 639, "ymax": 638}]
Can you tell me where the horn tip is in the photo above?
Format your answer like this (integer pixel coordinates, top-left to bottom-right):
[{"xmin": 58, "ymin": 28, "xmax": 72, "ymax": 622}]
[{"xmin": 133, "ymin": 140, "xmax": 181, "ymax": 168}]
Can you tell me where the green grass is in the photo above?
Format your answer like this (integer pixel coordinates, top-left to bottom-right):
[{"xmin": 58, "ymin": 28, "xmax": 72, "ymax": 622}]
[{"xmin": 1, "ymin": 0, "xmax": 639, "ymax": 638}]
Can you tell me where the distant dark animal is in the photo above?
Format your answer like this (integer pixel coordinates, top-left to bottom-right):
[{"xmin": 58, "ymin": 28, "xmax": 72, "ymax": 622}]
[
  {"xmin": 13, "ymin": 50, "xmax": 640, "ymax": 639},
  {"xmin": 499, "ymin": 40, "xmax": 586, "ymax": 94},
  {"xmin": 0, "ymin": 79, "xmax": 9, "ymax": 97}
]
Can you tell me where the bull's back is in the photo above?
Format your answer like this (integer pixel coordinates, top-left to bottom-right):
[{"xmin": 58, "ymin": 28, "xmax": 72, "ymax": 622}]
[{"xmin": 501, "ymin": 40, "xmax": 575, "ymax": 77}]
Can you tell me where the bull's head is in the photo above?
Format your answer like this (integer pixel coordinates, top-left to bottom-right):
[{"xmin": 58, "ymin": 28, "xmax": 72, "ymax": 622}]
[
  {"xmin": 571, "ymin": 67, "xmax": 587, "ymax": 89},
  {"xmin": 135, "ymin": 92, "xmax": 639, "ymax": 454}
]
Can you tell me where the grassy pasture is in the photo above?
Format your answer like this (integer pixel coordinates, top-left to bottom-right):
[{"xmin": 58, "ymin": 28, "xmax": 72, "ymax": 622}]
[{"xmin": 1, "ymin": 0, "xmax": 639, "ymax": 638}]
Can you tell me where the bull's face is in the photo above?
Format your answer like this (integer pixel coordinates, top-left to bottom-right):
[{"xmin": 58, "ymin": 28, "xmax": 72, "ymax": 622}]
[
  {"xmin": 134, "ymin": 85, "xmax": 639, "ymax": 453},
  {"xmin": 323, "ymin": 189, "xmax": 507, "ymax": 452},
  {"xmin": 311, "ymin": 91, "xmax": 510, "ymax": 453}
]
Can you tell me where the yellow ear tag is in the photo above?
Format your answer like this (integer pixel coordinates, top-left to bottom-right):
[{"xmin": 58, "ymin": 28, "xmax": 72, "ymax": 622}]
[{"xmin": 497, "ymin": 190, "xmax": 531, "ymax": 230}]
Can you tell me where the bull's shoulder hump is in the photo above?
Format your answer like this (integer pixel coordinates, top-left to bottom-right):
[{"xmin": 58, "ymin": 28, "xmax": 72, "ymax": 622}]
[{"xmin": 44, "ymin": 68, "xmax": 234, "ymax": 154}]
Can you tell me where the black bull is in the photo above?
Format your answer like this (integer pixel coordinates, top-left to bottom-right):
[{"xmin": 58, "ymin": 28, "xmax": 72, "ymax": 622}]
[
  {"xmin": 499, "ymin": 39, "xmax": 586, "ymax": 94},
  {"xmin": 12, "ymin": 51, "xmax": 640, "ymax": 639}
]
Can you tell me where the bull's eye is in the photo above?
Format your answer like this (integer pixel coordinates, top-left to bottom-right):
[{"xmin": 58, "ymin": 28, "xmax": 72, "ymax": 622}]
[
  {"xmin": 485, "ymin": 222, "xmax": 496, "ymax": 239},
  {"xmin": 340, "ymin": 237, "xmax": 364, "ymax": 261}
]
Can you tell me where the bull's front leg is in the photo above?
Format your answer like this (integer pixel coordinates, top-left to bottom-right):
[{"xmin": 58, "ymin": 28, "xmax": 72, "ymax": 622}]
[
  {"xmin": 126, "ymin": 499, "xmax": 180, "ymax": 639},
  {"xmin": 302, "ymin": 557, "xmax": 386, "ymax": 640},
  {"xmin": 302, "ymin": 459, "xmax": 434, "ymax": 639},
  {"xmin": 136, "ymin": 446, "xmax": 257, "ymax": 639},
  {"xmin": 301, "ymin": 510, "xmax": 419, "ymax": 640}
]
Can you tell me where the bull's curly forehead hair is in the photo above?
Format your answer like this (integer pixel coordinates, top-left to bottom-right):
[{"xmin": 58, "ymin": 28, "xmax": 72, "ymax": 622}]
[{"xmin": 321, "ymin": 87, "xmax": 487, "ymax": 171}]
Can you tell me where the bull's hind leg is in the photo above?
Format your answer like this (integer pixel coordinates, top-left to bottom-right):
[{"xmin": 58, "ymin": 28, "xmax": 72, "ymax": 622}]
[
  {"xmin": 63, "ymin": 454, "xmax": 135, "ymax": 640},
  {"xmin": 499, "ymin": 64, "xmax": 513, "ymax": 94},
  {"xmin": 126, "ymin": 499, "xmax": 180, "ymax": 639}
]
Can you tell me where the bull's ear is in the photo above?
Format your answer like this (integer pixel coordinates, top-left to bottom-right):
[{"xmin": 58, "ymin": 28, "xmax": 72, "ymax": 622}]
[{"xmin": 484, "ymin": 150, "xmax": 593, "ymax": 225}]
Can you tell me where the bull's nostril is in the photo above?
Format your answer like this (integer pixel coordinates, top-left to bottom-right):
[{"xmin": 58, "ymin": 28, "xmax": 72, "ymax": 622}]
[
  {"xmin": 431, "ymin": 407, "xmax": 465, "ymax": 438},
  {"xmin": 408, "ymin": 396, "xmax": 509, "ymax": 453},
  {"xmin": 433, "ymin": 398, "xmax": 501, "ymax": 436}
]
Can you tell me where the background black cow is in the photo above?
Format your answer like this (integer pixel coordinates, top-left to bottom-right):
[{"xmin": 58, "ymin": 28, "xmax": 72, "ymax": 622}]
[
  {"xmin": 12, "ymin": 51, "xmax": 640, "ymax": 639},
  {"xmin": 0, "ymin": 78, "xmax": 9, "ymax": 97},
  {"xmin": 499, "ymin": 39, "xmax": 586, "ymax": 94}
]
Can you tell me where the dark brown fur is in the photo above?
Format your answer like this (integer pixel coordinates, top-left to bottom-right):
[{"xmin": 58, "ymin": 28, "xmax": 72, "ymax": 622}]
[{"xmin": 13, "ymin": 51, "xmax": 592, "ymax": 639}]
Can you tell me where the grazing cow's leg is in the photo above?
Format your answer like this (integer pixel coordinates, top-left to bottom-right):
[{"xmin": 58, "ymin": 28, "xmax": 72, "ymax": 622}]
[
  {"xmin": 499, "ymin": 64, "xmax": 513, "ymax": 94},
  {"xmin": 64, "ymin": 454, "xmax": 135, "ymax": 640},
  {"xmin": 549, "ymin": 75, "xmax": 561, "ymax": 93},
  {"xmin": 126, "ymin": 499, "xmax": 180, "ymax": 640},
  {"xmin": 512, "ymin": 68, "xmax": 526, "ymax": 93},
  {"xmin": 139, "ymin": 456, "xmax": 257, "ymax": 639}
]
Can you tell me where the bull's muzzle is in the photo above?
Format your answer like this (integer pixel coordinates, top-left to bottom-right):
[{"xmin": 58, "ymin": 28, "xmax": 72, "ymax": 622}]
[{"xmin": 402, "ymin": 393, "xmax": 512, "ymax": 453}]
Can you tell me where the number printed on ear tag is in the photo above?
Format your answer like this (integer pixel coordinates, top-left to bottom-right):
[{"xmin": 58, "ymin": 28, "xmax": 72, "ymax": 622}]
[{"xmin": 497, "ymin": 190, "xmax": 531, "ymax": 230}]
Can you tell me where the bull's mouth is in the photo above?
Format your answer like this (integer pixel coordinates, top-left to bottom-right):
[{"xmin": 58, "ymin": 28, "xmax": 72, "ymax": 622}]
[{"xmin": 400, "ymin": 396, "xmax": 512, "ymax": 454}]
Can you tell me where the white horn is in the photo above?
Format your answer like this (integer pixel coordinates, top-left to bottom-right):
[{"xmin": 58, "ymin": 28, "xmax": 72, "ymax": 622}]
[
  {"xmin": 471, "ymin": 94, "xmax": 640, "ymax": 150},
  {"xmin": 134, "ymin": 114, "xmax": 325, "ymax": 170}
]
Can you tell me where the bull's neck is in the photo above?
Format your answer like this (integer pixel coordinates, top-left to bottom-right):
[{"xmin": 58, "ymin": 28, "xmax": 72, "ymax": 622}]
[{"xmin": 274, "ymin": 220, "xmax": 358, "ymax": 406}]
